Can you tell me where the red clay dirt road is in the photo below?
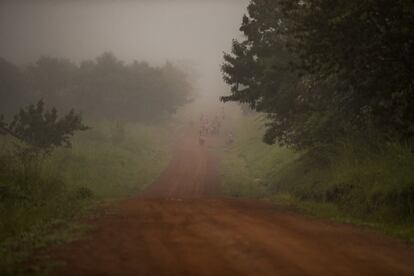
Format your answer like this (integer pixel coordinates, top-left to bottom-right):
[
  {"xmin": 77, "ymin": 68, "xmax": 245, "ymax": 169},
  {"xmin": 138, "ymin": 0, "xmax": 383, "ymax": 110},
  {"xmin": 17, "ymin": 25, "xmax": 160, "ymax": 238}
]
[{"xmin": 50, "ymin": 133, "xmax": 414, "ymax": 276}]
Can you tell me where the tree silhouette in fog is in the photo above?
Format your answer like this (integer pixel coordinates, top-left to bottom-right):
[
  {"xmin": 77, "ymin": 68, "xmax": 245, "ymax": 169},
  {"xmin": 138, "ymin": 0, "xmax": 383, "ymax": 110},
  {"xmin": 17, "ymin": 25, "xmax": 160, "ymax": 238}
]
[{"xmin": 0, "ymin": 53, "xmax": 194, "ymax": 122}]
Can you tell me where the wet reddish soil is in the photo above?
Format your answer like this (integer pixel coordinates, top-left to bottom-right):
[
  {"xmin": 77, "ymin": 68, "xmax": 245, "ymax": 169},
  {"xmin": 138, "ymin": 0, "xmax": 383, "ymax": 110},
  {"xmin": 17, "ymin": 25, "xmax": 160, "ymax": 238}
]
[{"xmin": 49, "ymin": 133, "xmax": 414, "ymax": 276}]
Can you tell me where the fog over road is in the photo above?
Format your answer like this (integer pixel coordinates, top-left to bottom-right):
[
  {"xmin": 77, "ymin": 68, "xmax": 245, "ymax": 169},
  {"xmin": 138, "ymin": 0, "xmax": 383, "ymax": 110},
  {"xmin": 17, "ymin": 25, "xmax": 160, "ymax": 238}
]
[{"xmin": 49, "ymin": 131, "xmax": 414, "ymax": 276}]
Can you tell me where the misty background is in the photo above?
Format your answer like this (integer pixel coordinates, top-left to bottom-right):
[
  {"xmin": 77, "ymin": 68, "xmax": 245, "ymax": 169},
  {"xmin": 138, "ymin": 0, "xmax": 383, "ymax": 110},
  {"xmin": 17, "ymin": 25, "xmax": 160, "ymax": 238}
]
[
  {"xmin": 2, "ymin": 1, "xmax": 414, "ymax": 274},
  {"xmin": 0, "ymin": 0, "xmax": 248, "ymax": 105},
  {"xmin": 0, "ymin": 3, "xmax": 250, "ymax": 268}
]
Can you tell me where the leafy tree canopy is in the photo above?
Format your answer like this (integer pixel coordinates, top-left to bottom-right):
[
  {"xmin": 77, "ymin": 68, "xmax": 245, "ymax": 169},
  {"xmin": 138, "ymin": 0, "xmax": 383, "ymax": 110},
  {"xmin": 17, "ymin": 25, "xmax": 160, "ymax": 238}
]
[{"xmin": 222, "ymin": 0, "xmax": 414, "ymax": 148}]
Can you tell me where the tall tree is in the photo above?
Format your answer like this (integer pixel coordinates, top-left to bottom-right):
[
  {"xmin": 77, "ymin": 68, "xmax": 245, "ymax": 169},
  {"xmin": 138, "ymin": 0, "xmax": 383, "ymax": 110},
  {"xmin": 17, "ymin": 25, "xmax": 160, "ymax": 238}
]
[
  {"xmin": 280, "ymin": 0, "xmax": 414, "ymax": 139},
  {"xmin": 222, "ymin": 0, "xmax": 414, "ymax": 148}
]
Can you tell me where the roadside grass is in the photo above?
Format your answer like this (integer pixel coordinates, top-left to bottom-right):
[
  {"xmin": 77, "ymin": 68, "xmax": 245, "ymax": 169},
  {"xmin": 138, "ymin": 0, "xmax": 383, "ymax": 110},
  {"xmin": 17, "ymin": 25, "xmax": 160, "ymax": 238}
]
[
  {"xmin": 0, "ymin": 121, "xmax": 172, "ymax": 275},
  {"xmin": 219, "ymin": 115, "xmax": 414, "ymax": 242},
  {"xmin": 265, "ymin": 194, "xmax": 414, "ymax": 242},
  {"xmin": 49, "ymin": 121, "xmax": 171, "ymax": 199},
  {"xmin": 219, "ymin": 116, "xmax": 300, "ymax": 198}
]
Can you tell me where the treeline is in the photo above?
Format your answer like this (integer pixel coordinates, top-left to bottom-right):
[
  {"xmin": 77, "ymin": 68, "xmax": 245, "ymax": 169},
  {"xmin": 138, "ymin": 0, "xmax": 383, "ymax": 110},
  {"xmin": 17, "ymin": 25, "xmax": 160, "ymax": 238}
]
[
  {"xmin": 0, "ymin": 52, "xmax": 193, "ymax": 122},
  {"xmin": 222, "ymin": 0, "xmax": 414, "ymax": 149}
]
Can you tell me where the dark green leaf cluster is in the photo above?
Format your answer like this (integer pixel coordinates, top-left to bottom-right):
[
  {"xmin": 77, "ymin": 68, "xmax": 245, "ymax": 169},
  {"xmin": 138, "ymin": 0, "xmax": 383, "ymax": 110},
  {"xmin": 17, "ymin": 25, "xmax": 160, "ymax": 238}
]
[
  {"xmin": 222, "ymin": 0, "xmax": 414, "ymax": 148},
  {"xmin": 1, "ymin": 100, "xmax": 89, "ymax": 153}
]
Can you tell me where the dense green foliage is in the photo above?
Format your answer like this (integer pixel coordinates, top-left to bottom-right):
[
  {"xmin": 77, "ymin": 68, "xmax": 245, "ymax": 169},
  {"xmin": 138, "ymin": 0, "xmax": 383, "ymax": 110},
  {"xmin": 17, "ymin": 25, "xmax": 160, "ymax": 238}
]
[
  {"xmin": 221, "ymin": 116, "xmax": 414, "ymax": 239},
  {"xmin": 222, "ymin": 0, "xmax": 414, "ymax": 148},
  {"xmin": 0, "ymin": 122, "xmax": 171, "ymax": 275},
  {"xmin": 0, "ymin": 53, "xmax": 193, "ymax": 122}
]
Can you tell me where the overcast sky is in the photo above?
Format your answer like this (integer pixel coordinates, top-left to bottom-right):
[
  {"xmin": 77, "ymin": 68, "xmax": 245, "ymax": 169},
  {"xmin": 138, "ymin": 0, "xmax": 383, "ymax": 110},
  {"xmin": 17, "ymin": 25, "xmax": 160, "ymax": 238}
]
[{"xmin": 0, "ymin": 0, "xmax": 248, "ymax": 99}]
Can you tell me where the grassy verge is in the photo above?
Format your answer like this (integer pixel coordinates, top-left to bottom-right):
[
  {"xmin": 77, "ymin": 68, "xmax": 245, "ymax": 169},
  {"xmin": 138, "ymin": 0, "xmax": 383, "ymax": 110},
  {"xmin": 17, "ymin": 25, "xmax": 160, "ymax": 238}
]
[
  {"xmin": 0, "ymin": 121, "xmax": 172, "ymax": 275},
  {"xmin": 219, "ymin": 116, "xmax": 300, "ymax": 198},
  {"xmin": 219, "ymin": 115, "xmax": 414, "ymax": 242}
]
